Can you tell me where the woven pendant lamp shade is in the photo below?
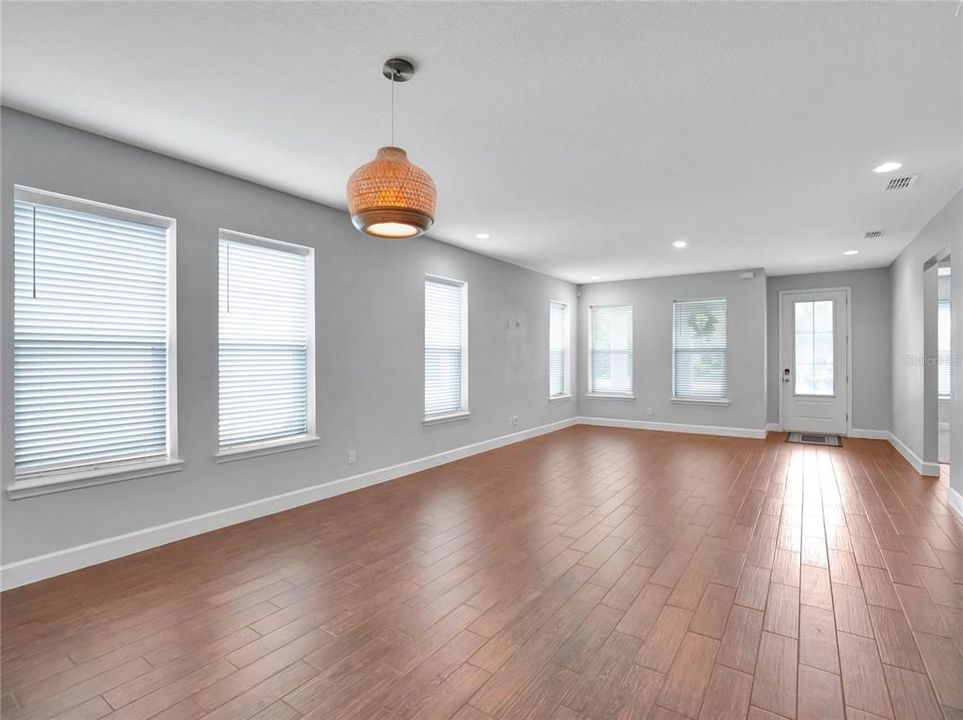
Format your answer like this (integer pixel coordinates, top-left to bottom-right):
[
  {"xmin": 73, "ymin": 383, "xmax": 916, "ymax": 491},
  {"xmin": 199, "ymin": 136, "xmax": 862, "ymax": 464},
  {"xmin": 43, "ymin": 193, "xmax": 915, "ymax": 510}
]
[{"xmin": 347, "ymin": 146, "xmax": 436, "ymax": 238}]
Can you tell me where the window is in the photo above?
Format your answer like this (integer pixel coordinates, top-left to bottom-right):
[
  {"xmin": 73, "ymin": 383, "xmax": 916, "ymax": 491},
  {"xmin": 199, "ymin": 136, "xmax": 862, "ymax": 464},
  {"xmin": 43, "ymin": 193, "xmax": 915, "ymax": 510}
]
[
  {"xmin": 589, "ymin": 305, "xmax": 633, "ymax": 396},
  {"xmin": 549, "ymin": 301, "xmax": 571, "ymax": 398},
  {"xmin": 425, "ymin": 276, "xmax": 468, "ymax": 420},
  {"xmin": 939, "ymin": 298, "xmax": 951, "ymax": 398},
  {"xmin": 218, "ymin": 230, "xmax": 314, "ymax": 453},
  {"xmin": 794, "ymin": 299, "xmax": 834, "ymax": 395},
  {"xmin": 12, "ymin": 187, "xmax": 176, "ymax": 484},
  {"xmin": 673, "ymin": 298, "xmax": 728, "ymax": 400}
]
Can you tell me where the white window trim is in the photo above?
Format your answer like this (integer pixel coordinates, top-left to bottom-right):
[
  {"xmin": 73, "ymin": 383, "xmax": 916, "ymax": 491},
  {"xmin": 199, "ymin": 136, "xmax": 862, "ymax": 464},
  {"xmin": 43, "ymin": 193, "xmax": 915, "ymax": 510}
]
[
  {"xmin": 214, "ymin": 434, "xmax": 321, "ymax": 463},
  {"xmin": 671, "ymin": 397, "xmax": 730, "ymax": 406},
  {"xmin": 423, "ymin": 411, "xmax": 471, "ymax": 426},
  {"xmin": 671, "ymin": 296, "xmax": 729, "ymax": 404},
  {"xmin": 7, "ymin": 459, "xmax": 185, "ymax": 500},
  {"xmin": 424, "ymin": 273, "xmax": 469, "ymax": 423},
  {"xmin": 216, "ymin": 229, "xmax": 317, "ymax": 457},
  {"xmin": 8, "ymin": 186, "xmax": 180, "ymax": 499},
  {"xmin": 549, "ymin": 299, "xmax": 572, "ymax": 400},
  {"xmin": 587, "ymin": 304, "xmax": 634, "ymax": 398}
]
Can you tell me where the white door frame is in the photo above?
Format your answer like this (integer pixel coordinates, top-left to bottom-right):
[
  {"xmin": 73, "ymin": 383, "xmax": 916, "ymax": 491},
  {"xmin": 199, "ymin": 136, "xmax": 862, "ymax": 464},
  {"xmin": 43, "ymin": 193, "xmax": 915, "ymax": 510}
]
[{"xmin": 778, "ymin": 287, "xmax": 853, "ymax": 435}]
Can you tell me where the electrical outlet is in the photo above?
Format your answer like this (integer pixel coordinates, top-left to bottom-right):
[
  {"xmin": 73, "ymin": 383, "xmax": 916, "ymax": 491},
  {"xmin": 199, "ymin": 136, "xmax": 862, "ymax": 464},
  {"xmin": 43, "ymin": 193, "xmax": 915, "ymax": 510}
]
[
  {"xmin": 511, "ymin": 415, "xmax": 519, "ymax": 426},
  {"xmin": 347, "ymin": 449, "xmax": 356, "ymax": 464},
  {"xmin": 646, "ymin": 407, "xmax": 654, "ymax": 416}
]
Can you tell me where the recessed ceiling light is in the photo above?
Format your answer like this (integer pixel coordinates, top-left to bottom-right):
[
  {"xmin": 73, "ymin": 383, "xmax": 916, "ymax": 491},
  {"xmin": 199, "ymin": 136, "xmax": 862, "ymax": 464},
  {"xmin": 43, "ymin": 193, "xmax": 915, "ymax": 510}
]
[
  {"xmin": 475, "ymin": 232, "xmax": 490, "ymax": 240},
  {"xmin": 590, "ymin": 275, "xmax": 600, "ymax": 280},
  {"xmin": 672, "ymin": 239, "xmax": 688, "ymax": 249},
  {"xmin": 843, "ymin": 250, "xmax": 859, "ymax": 256},
  {"xmin": 873, "ymin": 161, "xmax": 902, "ymax": 173}
]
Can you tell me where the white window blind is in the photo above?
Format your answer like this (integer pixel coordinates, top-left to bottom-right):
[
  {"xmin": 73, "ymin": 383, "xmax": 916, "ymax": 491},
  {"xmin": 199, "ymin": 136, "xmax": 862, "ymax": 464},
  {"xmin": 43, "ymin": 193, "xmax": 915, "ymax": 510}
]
[
  {"xmin": 938, "ymin": 299, "xmax": 951, "ymax": 398},
  {"xmin": 673, "ymin": 298, "xmax": 728, "ymax": 400},
  {"xmin": 218, "ymin": 232, "xmax": 312, "ymax": 448},
  {"xmin": 425, "ymin": 277, "xmax": 467, "ymax": 418},
  {"xmin": 13, "ymin": 191, "xmax": 173, "ymax": 475},
  {"xmin": 590, "ymin": 305, "xmax": 633, "ymax": 395},
  {"xmin": 549, "ymin": 301, "xmax": 571, "ymax": 397}
]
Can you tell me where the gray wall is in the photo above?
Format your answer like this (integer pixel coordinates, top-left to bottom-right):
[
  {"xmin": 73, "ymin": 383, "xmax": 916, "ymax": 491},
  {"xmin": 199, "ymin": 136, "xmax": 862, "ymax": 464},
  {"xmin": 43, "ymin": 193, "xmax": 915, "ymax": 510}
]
[
  {"xmin": 3, "ymin": 107, "xmax": 960, "ymax": 567},
  {"xmin": 0, "ymin": 109, "xmax": 578, "ymax": 564},
  {"xmin": 766, "ymin": 268, "xmax": 892, "ymax": 432},
  {"xmin": 890, "ymin": 190, "xmax": 962, "ymax": 486},
  {"xmin": 576, "ymin": 270, "xmax": 768, "ymax": 433}
]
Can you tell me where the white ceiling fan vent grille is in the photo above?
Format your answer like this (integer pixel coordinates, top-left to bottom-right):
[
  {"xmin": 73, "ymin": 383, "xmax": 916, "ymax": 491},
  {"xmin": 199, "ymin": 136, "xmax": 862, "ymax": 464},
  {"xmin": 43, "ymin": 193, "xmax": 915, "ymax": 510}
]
[
  {"xmin": 883, "ymin": 175, "xmax": 919, "ymax": 192},
  {"xmin": 863, "ymin": 230, "xmax": 885, "ymax": 239}
]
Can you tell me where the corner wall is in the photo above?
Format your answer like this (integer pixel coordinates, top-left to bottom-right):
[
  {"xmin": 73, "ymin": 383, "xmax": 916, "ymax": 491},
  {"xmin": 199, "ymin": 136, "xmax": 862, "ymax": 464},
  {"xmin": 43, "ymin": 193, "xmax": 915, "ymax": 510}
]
[
  {"xmin": 889, "ymin": 190, "xmax": 961, "ymax": 485},
  {"xmin": 0, "ymin": 109, "xmax": 579, "ymax": 572}
]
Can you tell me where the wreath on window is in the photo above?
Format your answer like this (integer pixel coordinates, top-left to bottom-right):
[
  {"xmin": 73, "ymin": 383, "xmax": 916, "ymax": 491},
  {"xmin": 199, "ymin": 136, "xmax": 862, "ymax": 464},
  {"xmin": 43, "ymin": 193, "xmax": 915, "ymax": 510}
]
[{"xmin": 687, "ymin": 310, "xmax": 717, "ymax": 337}]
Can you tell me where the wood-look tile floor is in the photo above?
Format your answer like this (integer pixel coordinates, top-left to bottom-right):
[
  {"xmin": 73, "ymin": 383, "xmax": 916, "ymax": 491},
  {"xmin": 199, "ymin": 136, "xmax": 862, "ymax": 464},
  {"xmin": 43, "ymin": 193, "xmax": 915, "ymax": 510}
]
[{"xmin": 3, "ymin": 426, "xmax": 962, "ymax": 720}]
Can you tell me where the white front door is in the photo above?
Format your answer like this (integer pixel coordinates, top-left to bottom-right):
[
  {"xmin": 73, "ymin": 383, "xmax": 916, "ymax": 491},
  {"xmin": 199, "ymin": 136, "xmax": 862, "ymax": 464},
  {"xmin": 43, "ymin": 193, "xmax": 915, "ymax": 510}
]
[{"xmin": 780, "ymin": 289, "xmax": 849, "ymax": 434}]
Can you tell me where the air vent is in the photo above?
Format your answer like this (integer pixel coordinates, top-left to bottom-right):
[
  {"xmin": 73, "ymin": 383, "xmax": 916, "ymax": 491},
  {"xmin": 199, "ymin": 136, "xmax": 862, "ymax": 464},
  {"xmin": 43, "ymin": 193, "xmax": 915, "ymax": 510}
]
[
  {"xmin": 863, "ymin": 230, "xmax": 885, "ymax": 239},
  {"xmin": 883, "ymin": 175, "xmax": 919, "ymax": 192}
]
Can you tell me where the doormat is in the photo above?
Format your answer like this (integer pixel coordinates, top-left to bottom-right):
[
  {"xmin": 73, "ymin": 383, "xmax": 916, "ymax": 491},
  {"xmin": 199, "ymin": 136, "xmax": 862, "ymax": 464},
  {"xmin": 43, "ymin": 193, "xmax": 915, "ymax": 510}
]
[{"xmin": 786, "ymin": 432, "xmax": 843, "ymax": 447}]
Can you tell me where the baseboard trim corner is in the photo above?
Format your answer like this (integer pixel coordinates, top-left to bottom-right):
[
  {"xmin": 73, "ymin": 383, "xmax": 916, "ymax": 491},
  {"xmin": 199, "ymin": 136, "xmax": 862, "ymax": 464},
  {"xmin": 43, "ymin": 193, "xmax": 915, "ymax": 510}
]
[
  {"xmin": 849, "ymin": 428, "xmax": 890, "ymax": 440},
  {"xmin": 948, "ymin": 486, "xmax": 963, "ymax": 522},
  {"xmin": 887, "ymin": 432, "xmax": 941, "ymax": 477},
  {"xmin": 575, "ymin": 416, "xmax": 767, "ymax": 440},
  {"xmin": 765, "ymin": 423, "xmax": 783, "ymax": 433},
  {"xmin": 1, "ymin": 416, "xmax": 579, "ymax": 591}
]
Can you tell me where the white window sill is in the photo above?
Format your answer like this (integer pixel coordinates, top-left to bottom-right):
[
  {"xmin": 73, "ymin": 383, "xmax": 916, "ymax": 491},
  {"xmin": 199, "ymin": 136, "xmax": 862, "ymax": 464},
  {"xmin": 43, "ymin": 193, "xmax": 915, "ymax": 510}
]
[
  {"xmin": 7, "ymin": 458, "xmax": 185, "ymax": 500},
  {"xmin": 215, "ymin": 435, "xmax": 320, "ymax": 463},
  {"xmin": 424, "ymin": 411, "xmax": 471, "ymax": 426},
  {"xmin": 586, "ymin": 392, "xmax": 636, "ymax": 400},
  {"xmin": 939, "ymin": 396, "xmax": 950, "ymax": 403},
  {"xmin": 549, "ymin": 394, "xmax": 573, "ymax": 402},
  {"xmin": 671, "ymin": 397, "xmax": 730, "ymax": 406}
]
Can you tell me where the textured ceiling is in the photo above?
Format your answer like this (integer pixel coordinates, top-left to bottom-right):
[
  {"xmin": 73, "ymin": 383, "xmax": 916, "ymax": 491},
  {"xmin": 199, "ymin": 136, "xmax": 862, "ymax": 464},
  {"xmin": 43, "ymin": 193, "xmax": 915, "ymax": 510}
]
[{"xmin": 2, "ymin": 2, "xmax": 961, "ymax": 282}]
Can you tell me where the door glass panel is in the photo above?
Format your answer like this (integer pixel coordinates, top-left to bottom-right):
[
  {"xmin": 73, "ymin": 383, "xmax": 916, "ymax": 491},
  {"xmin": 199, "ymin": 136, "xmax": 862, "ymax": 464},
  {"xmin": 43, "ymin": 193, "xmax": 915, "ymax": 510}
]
[{"xmin": 794, "ymin": 300, "xmax": 834, "ymax": 395}]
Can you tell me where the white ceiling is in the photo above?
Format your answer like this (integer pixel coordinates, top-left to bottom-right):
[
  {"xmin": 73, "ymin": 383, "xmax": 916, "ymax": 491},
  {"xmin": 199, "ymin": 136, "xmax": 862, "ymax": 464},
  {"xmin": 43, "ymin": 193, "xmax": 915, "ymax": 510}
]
[{"xmin": 2, "ymin": 2, "xmax": 960, "ymax": 283}]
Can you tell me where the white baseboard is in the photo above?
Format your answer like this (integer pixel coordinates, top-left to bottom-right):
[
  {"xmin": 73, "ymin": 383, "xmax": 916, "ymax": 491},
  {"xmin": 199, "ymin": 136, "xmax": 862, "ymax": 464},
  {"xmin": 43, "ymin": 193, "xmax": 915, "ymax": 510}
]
[
  {"xmin": 850, "ymin": 428, "xmax": 890, "ymax": 440},
  {"xmin": 2, "ymin": 415, "xmax": 932, "ymax": 591},
  {"xmin": 888, "ymin": 432, "xmax": 941, "ymax": 477},
  {"xmin": 948, "ymin": 486, "xmax": 963, "ymax": 522},
  {"xmin": 769, "ymin": 426, "xmax": 887, "ymax": 440},
  {"xmin": 0, "ymin": 417, "xmax": 578, "ymax": 591},
  {"xmin": 576, "ymin": 416, "xmax": 767, "ymax": 440}
]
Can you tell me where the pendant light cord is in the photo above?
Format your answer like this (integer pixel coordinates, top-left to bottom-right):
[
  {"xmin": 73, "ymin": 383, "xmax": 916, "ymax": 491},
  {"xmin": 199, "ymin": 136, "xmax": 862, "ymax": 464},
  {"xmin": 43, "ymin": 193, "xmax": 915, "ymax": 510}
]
[{"xmin": 390, "ymin": 71, "xmax": 395, "ymax": 146}]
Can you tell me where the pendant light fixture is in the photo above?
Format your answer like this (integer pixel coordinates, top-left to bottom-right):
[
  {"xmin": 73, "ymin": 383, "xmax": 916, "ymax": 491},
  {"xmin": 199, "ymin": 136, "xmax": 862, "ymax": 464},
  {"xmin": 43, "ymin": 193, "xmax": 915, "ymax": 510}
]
[{"xmin": 347, "ymin": 58, "xmax": 436, "ymax": 239}]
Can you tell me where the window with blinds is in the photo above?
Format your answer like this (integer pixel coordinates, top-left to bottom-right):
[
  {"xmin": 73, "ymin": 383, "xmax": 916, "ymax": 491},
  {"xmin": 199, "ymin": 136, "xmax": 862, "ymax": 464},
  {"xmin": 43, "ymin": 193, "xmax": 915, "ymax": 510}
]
[
  {"xmin": 218, "ymin": 231, "xmax": 313, "ymax": 449},
  {"xmin": 13, "ymin": 189, "xmax": 174, "ymax": 476},
  {"xmin": 590, "ymin": 305, "xmax": 633, "ymax": 396},
  {"xmin": 673, "ymin": 298, "xmax": 728, "ymax": 400},
  {"xmin": 549, "ymin": 301, "xmax": 570, "ymax": 398},
  {"xmin": 425, "ymin": 276, "xmax": 467, "ymax": 419},
  {"xmin": 938, "ymin": 299, "xmax": 951, "ymax": 398}
]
